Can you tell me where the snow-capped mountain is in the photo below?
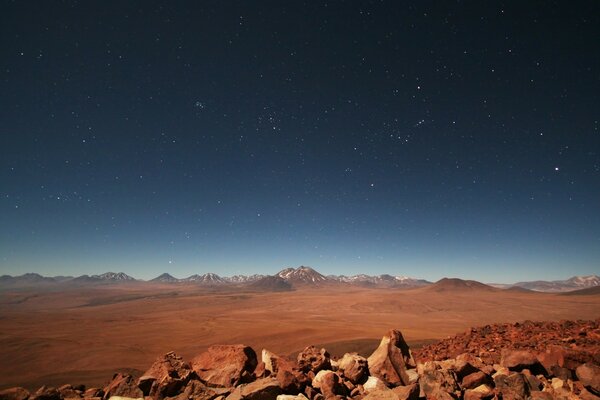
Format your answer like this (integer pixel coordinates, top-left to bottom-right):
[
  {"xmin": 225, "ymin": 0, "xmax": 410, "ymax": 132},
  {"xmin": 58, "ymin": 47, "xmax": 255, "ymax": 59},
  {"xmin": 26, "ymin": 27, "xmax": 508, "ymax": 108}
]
[
  {"xmin": 224, "ymin": 274, "xmax": 265, "ymax": 283},
  {"xmin": 150, "ymin": 273, "xmax": 180, "ymax": 283},
  {"xmin": 277, "ymin": 266, "xmax": 328, "ymax": 284},
  {"xmin": 329, "ymin": 273, "xmax": 431, "ymax": 287},
  {"xmin": 512, "ymin": 275, "xmax": 600, "ymax": 292},
  {"xmin": 182, "ymin": 273, "xmax": 226, "ymax": 284},
  {"xmin": 92, "ymin": 272, "xmax": 136, "ymax": 281}
]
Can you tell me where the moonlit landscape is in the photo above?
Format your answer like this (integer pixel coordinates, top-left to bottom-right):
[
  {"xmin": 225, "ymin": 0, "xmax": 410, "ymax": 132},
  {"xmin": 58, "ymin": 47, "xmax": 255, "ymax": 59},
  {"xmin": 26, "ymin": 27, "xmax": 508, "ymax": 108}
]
[{"xmin": 1, "ymin": 2, "xmax": 599, "ymax": 399}]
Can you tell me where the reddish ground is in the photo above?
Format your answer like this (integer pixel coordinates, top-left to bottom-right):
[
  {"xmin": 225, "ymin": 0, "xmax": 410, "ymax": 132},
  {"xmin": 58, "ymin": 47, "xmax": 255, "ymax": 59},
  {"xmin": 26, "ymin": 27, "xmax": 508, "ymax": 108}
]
[{"xmin": 0, "ymin": 283, "xmax": 598, "ymax": 390}]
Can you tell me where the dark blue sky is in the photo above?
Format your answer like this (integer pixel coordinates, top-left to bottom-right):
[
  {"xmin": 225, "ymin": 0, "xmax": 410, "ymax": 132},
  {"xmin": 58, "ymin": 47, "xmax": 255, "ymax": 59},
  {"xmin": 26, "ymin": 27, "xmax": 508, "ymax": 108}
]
[{"xmin": 1, "ymin": 1, "xmax": 599, "ymax": 282}]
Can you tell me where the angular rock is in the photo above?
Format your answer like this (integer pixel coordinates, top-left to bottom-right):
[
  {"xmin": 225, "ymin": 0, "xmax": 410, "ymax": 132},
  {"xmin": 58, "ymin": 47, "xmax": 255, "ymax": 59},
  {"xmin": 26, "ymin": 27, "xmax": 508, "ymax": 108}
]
[
  {"xmin": 337, "ymin": 353, "xmax": 368, "ymax": 384},
  {"xmin": 362, "ymin": 389, "xmax": 398, "ymax": 399},
  {"xmin": 363, "ymin": 376, "xmax": 389, "ymax": 393},
  {"xmin": 419, "ymin": 368, "xmax": 459, "ymax": 399},
  {"xmin": 577, "ymin": 363, "xmax": 600, "ymax": 395},
  {"xmin": 0, "ymin": 387, "xmax": 30, "ymax": 400},
  {"xmin": 226, "ymin": 378, "xmax": 281, "ymax": 400},
  {"xmin": 138, "ymin": 351, "xmax": 192, "ymax": 399},
  {"xmin": 580, "ymin": 388, "xmax": 600, "ymax": 400},
  {"xmin": 463, "ymin": 384, "xmax": 493, "ymax": 400},
  {"xmin": 103, "ymin": 373, "xmax": 144, "ymax": 400},
  {"xmin": 493, "ymin": 373, "xmax": 529, "ymax": 400},
  {"xmin": 58, "ymin": 385, "xmax": 81, "ymax": 399},
  {"xmin": 501, "ymin": 350, "xmax": 545, "ymax": 374},
  {"xmin": 83, "ymin": 388, "xmax": 103, "ymax": 398},
  {"xmin": 30, "ymin": 387, "xmax": 60, "ymax": 400},
  {"xmin": 164, "ymin": 380, "xmax": 229, "ymax": 400},
  {"xmin": 367, "ymin": 330, "xmax": 415, "ymax": 387},
  {"xmin": 297, "ymin": 346, "xmax": 331, "ymax": 374},
  {"xmin": 312, "ymin": 370, "xmax": 346, "ymax": 398},
  {"xmin": 391, "ymin": 384, "xmax": 419, "ymax": 400},
  {"xmin": 529, "ymin": 392, "xmax": 554, "ymax": 400},
  {"xmin": 191, "ymin": 345, "xmax": 258, "ymax": 388},
  {"xmin": 461, "ymin": 371, "xmax": 490, "ymax": 390},
  {"xmin": 276, "ymin": 395, "xmax": 309, "ymax": 400}
]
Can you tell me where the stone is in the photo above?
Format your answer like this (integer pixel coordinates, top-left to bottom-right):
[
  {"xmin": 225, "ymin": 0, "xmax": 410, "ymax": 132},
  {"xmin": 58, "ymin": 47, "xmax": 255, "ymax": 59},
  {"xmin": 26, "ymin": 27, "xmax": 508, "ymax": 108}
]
[
  {"xmin": 0, "ymin": 387, "xmax": 30, "ymax": 400},
  {"xmin": 191, "ymin": 345, "xmax": 258, "ymax": 388},
  {"xmin": 30, "ymin": 387, "xmax": 60, "ymax": 400},
  {"xmin": 419, "ymin": 368, "xmax": 459, "ymax": 399},
  {"xmin": 362, "ymin": 389, "xmax": 398, "ymax": 399},
  {"xmin": 276, "ymin": 395, "xmax": 309, "ymax": 400},
  {"xmin": 577, "ymin": 363, "xmax": 600, "ymax": 395},
  {"xmin": 58, "ymin": 385, "xmax": 81, "ymax": 399},
  {"xmin": 138, "ymin": 351, "xmax": 193, "ymax": 399},
  {"xmin": 501, "ymin": 350, "xmax": 545, "ymax": 374},
  {"xmin": 493, "ymin": 373, "xmax": 529, "ymax": 400},
  {"xmin": 391, "ymin": 384, "xmax": 419, "ymax": 400},
  {"xmin": 164, "ymin": 380, "xmax": 229, "ymax": 400},
  {"xmin": 225, "ymin": 378, "xmax": 281, "ymax": 400},
  {"xmin": 312, "ymin": 370, "xmax": 345, "ymax": 398},
  {"xmin": 461, "ymin": 371, "xmax": 490, "ymax": 390},
  {"xmin": 363, "ymin": 376, "xmax": 389, "ymax": 393},
  {"xmin": 337, "ymin": 353, "xmax": 368, "ymax": 384},
  {"xmin": 83, "ymin": 388, "xmax": 103, "ymax": 398},
  {"xmin": 580, "ymin": 388, "xmax": 600, "ymax": 400},
  {"xmin": 529, "ymin": 392, "xmax": 554, "ymax": 400},
  {"xmin": 463, "ymin": 384, "xmax": 494, "ymax": 400},
  {"xmin": 297, "ymin": 346, "xmax": 331, "ymax": 374},
  {"xmin": 103, "ymin": 373, "xmax": 144, "ymax": 400},
  {"xmin": 367, "ymin": 330, "xmax": 415, "ymax": 387}
]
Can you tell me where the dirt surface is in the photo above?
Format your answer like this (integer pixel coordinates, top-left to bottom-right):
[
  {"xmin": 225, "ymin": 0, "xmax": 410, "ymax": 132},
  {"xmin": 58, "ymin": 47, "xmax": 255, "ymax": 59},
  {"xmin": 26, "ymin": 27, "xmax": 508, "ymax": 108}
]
[{"xmin": 0, "ymin": 283, "xmax": 599, "ymax": 390}]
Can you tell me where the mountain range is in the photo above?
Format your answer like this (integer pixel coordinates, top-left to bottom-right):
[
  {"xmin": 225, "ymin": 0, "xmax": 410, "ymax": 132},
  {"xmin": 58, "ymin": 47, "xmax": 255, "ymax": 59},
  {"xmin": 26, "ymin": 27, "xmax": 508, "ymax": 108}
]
[{"xmin": 0, "ymin": 267, "xmax": 598, "ymax": 293}]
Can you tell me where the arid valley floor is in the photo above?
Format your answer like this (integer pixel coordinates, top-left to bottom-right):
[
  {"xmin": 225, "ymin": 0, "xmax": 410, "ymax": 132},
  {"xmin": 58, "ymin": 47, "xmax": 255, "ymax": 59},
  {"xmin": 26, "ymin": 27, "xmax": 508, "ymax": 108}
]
[{"xmin": 1, "ymin": 281, "xmax": 599, "ymax": 391}]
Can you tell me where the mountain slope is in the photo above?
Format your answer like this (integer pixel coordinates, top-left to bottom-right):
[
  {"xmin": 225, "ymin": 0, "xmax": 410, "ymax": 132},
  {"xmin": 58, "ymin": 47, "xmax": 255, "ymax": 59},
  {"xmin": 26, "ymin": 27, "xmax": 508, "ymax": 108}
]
[{"xmin": 513, "ymin": 275, "xmax": 600, "ymax": 292}]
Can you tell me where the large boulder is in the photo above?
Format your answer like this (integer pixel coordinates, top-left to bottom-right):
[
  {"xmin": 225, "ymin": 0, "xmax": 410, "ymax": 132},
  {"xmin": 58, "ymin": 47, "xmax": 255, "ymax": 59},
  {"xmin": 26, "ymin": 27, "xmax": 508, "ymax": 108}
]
[
  {"xmin": 103, "ymin": 373, "xmax": 144, "ymax": 400},
  {"xmin": 501, "ymin": 350, "xmax": 545, "ymax": 375},
  {"xmin": 225, "ymin": 378, "xmax": 282, "ymax": 400},
  {"xmin": 0, "ymin": 387, "xmax": 30, "ymax": 400},
  {"xmin": 391, "ymin": 384, "xmax": 419, "ymax": 400},
  {"xmin": 138, "ymin": 351, "xmax": 192, "ymax": 399},
  {"xmin": 164, "ymin": 380, "xmax": 229, "ymax": 400},
  {"xmin": 576, "ymin": 363, "xmax": 600, "ymax": 396},
  {"xmin": 312, "ymin": 370, "xmax": 346, "ymax": 398},
  {"xmin": 191, "ymin": 345, "xmax": 258, "ymax": 388},
  {"xmin": 493, "ymin": 373, "xmax": 530, "ymax": 400},
  {"xmin": 419, "ymin": 368, "xmax": 460, "ymax": 399},
  {"xmin": 57, "ymin": 385, "xmax": 81, "ymax": 399},
  {"xmin": 297, "ymin": 346, "xmax": 331, "ymax": 374},
  {"xmin": 337, "ymin": 353, "xmax": 369, "ymax": 384},
  {"xmin": 461, "ymin": 371, "xmax": 490, "ymax": 390},
  {"xmin": 368, "ymin": 330, "xmax": 415, "ymax": 387}
]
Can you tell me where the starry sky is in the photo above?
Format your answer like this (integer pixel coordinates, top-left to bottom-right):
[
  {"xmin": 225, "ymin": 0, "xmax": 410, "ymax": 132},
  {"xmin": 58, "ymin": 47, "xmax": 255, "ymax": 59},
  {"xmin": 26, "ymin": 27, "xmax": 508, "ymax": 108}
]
[{"xmin": 1, "ymin": 1, "xmax": 599, "ymax": 283}]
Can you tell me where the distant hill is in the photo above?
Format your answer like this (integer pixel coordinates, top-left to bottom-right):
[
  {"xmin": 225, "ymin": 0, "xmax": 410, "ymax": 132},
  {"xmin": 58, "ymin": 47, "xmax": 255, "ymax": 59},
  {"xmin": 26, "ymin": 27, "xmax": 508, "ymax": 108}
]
[
  {"xmin": 559, "ymin": 286, "xmax": 600, "ymax": 296},
  {"xmin": 512, "ymin": 275, "xmax": 600, "ymax": 292},
  {"xmin": 247, "ymin": 275, "xmax": 292, "ymax": 291},
  {"xmin": 150, "ymin": 273, "xmax": 180, "ymax": 283},
  {"xmin": 425, "ymin": 278, "xmax": 497, "ymax": 292},
  {"xmin": 277, "ymin": 266, "xmax": 328, "ymax": 285}
]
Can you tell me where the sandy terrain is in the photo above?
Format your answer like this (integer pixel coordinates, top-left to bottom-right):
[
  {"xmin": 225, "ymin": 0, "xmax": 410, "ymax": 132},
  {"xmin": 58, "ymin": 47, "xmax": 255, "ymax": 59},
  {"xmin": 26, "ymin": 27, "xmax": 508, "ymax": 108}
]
[{"xmin": 0, "ymin": 283, "xmax": 598, "ymax": 390}]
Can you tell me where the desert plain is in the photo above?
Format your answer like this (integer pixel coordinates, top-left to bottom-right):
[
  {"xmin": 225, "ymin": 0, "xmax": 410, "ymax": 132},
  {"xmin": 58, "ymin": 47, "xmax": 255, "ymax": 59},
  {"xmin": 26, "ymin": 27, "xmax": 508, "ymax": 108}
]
[{"xmin": 1, "ymin": 282, "xmax": 599, "ymax": 390}]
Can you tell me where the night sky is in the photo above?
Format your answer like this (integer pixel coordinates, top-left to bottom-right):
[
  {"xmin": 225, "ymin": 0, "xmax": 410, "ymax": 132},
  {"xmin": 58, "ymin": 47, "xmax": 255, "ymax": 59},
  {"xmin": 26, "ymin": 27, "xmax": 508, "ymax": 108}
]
[{"xmin": 1, "ymin": 1, "xmax": 599, "ymax": 283}]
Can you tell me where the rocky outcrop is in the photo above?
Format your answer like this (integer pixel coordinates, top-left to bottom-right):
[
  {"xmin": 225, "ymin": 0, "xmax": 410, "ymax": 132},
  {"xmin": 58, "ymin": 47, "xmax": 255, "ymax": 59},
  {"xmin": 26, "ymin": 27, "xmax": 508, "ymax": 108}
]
[
  {"xmin": 2, "ymin": 320, "xmax": 599, "ymax": 400},
  {"xmin": 191, "ymin": 345, "xmax": 257, "ymax": 388},
  {"xmin": 367, "ymin": 329, "xmax": 416, "ymax": 386}
]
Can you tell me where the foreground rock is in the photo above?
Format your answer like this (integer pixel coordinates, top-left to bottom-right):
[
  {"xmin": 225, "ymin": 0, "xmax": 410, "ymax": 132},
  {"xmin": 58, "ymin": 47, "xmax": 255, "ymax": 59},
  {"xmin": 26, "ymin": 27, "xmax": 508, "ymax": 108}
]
[
  {"xmin": 191, "ymin": 345, "xmax": 258, "ymax": 388},
  {"xmin": 368, "ymin": 329, "xmax": 416, "ymax": 386},
  {"xmin": 2, "ymin": 320, "xmax": 599, "ymax": 400}
]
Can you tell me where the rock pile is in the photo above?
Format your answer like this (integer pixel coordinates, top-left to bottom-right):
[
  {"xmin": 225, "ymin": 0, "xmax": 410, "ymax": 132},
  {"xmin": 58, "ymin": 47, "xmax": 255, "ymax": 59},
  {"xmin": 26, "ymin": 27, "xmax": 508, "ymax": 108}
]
[{"xmin": 1, "ymin": 320, "xmax": 599, "ymax": 400}]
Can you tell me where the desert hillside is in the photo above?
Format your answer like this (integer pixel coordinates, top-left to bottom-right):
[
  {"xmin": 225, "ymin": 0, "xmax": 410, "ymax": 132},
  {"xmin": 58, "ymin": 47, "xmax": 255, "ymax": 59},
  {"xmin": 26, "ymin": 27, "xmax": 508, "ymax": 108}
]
[{"xmin": 0, "ymin": 281, "xmax": 599, "ymax": 391}]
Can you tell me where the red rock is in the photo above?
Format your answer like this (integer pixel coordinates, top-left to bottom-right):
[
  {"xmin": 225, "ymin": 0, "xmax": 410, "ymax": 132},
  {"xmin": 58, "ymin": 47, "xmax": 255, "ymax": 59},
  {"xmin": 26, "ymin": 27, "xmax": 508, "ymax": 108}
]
[
  {"xmin": 577, "ymin": 363, "xmax": 600, "ymax": 396},
  {"xmin": 580, "ymin": 388, "xmax": 600, "ymax": 400},
  {"xmin": 419, "ymin": 368, "xmax": 459, "ymax": 399},
  {"xmin": 191, "ymin": 345, "xmax": 257, "ymax": 388},
  {"xmin": 312, "ymin": 370, "xmax": 346, "ymax": 399},
  {"xmin": 368, "ymin": 330, "xmax": 415, "ymax": 386},
  {"xmin": 58, "ymin": 385, "xmax": 81, "ymax": 399},
  {"xmin": 501, "ymin": 350, "xmax": 544, "ymax": 373},
  {"xmin": 461, "ymin": 371, "xmax": 490, "ymax": 390},
  {"xmin": 138, "ymin": 351, "xmax": 192, "ymax": 399},
  {"xmin": 0, "ymin": 387, "xmax": 30, "ymax": 400},
  {"xmin": 297, "ymin": 346, "xmax": 331, "ymax": 374},
  {"xmin": 165, "ymin": 380, "xmax": 229, "ymax": 400},
  {"xmin": 391, "ymin": 384, "xmax": 419, "ymax": 400},
  {"xmin": 30, "ymin": 387, "xmax": 60, "ymax": 400},
  {"xmin": 337, "ymin": 353, "xmax": 368, "ymax": 384},
  {"xmin": 225, "ymin": 377, "xmax": 281, "ymax": 400},
  {"xmin": 463, "ymin": 384, "xmax": 494, "ymax": 400},
  {"xmin": 493, "ymin": 373, "xmax": 529, "ymax": 400},
  {"xmin": 83, "ymin": 388, "xmax": 103, "ymax": 398},
  {"xmin": 102, "ymin": 373, "xmax": 143, "ymax": 400}
]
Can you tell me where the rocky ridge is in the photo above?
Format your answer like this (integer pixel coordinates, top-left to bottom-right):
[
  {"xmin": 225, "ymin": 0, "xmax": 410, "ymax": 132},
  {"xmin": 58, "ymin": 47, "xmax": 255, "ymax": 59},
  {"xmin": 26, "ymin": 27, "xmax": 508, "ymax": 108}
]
[{"xmin": 1, "ymin": 320, "xmax": 599, "ymax": 400}]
